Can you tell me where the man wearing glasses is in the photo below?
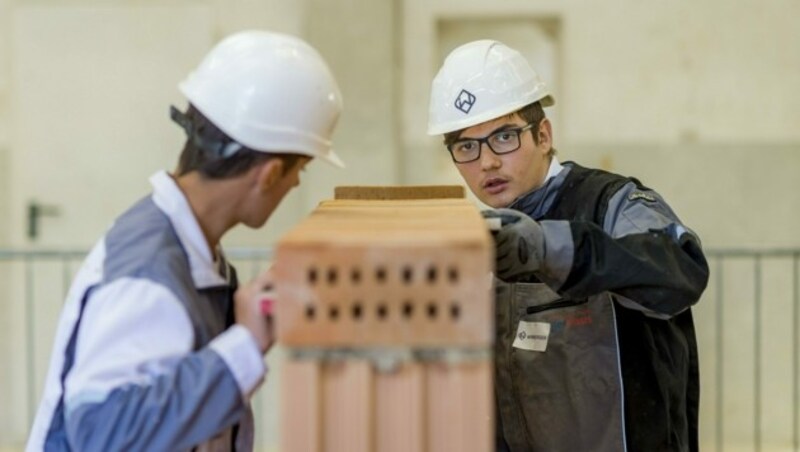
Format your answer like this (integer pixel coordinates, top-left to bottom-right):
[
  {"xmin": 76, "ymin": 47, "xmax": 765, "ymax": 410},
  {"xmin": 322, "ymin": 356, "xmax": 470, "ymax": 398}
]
[{"xmin": 428, "ymin": 40, "xmax": 709, "ymax": 452}]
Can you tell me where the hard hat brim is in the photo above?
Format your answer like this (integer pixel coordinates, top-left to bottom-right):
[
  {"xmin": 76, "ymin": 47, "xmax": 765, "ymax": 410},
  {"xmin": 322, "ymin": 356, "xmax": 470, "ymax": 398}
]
[{"xmin": 319, "ymin": 149, "xmax": 346, "ymax": 169}]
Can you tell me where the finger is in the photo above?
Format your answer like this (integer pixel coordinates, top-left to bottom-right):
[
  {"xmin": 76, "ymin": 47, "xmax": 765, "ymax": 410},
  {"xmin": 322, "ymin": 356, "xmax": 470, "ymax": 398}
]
[
  {"xmin": 495, "ymin": 231, "xmax": 511, "ymax": 244},
  {"xmin": 496, "ymin": 236, "xmax": 513, "ymax": 250}
]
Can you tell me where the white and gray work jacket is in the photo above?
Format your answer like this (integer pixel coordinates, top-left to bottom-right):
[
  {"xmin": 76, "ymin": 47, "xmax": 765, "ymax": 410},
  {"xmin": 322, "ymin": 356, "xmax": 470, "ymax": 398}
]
[{"xmin": 27, "ymin": 171, "xmax": 265, "ymax": 451}]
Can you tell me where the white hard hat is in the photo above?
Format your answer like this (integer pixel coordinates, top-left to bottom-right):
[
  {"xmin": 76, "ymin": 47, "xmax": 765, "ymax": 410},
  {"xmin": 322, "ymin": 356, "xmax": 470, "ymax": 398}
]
[
  {"xmin": 179, "ymin": 30, "xmax": 345, "ymax": 168},
  {"xmin": 427, "ymin": 40, "xmax": 555, "ymax": 136}
]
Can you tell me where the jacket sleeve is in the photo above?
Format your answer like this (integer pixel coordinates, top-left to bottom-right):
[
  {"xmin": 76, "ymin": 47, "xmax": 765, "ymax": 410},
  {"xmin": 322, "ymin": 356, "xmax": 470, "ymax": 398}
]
[
  {"xmin": 537, "ymin": 182, "xmax": 709, "ymax": 317},
  {"xmin": 63, "ymin": 277, "xmax": 266, "ymax": 451}
]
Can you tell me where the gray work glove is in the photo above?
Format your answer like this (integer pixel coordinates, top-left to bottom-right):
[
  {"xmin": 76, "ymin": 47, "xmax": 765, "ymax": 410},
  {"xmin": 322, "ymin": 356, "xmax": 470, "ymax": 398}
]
[{"xmin": 482, "ymin": 208, "xmax": 545, "ymax": 281}]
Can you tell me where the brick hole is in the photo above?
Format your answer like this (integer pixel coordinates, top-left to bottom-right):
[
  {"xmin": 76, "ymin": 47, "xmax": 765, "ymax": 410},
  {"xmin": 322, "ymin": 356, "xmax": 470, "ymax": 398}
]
[
  {"xmin": 450, "ymin": 302, "xmax": 461, "ymax": 321},
  {"xmin": 402, "ymin": 300, "xmax": 414, "ymax": 319},
  {"xmin": 352, "ymin": 302, "xmax": 363, "ymax": 320},
  {"xmin": 448, "ymin": 266, "xmax": 459, "ymax": 283},
  {"xmin": 308, "ymin": 268, "xmax": 318, "ymax": 285},
  {"xmin": 402, "ymin": 266, "xmax": 413, "ymax": 285},
  {"xmin": 351, "ymin": 268, "xmax": 362, "ymax": 284},
  {"xmin": 329, "ymin": 304, "xmax": 339, "ymax": 320},
  {"xmin": 427, "ymin": 302, "xmax": 438, "ymax": 319},
  {"xmin": 376, "ymin": 266, "xmax": 387, "ymax": 283},
  {"xmin": 377, "ymin": 303, "xmax": 389, "ymax": 320},
  {"xmin": 305, "ymin": 304, "xmax": 316, "ymax": 320},
  {"xmin": 427, "ymin": 266, "xmax": 438, "ymax": 284},
  {"xmin": 327, "ymin": 267, "xmax": 338, "ymax": 285}
]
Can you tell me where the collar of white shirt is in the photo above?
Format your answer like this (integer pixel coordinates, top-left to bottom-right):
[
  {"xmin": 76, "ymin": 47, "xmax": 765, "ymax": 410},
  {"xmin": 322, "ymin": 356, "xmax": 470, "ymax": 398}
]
[
  {"xmin": 149, "ymin": 170, "xmax": 228, "ymax": 289},
  {"xmin": 544, "ymin": 156, "xmax": 564, "ymax": 183}
]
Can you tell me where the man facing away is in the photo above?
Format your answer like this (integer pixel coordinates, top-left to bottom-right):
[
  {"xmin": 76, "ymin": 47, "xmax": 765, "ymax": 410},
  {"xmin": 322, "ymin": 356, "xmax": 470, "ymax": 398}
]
[
  {"xmin": 27, "ymin": 30, "xmax": 344, "ymax": 451},
  {"xmin": 428, "ymin": 40, "xmax": 709, "ymax": 452}
]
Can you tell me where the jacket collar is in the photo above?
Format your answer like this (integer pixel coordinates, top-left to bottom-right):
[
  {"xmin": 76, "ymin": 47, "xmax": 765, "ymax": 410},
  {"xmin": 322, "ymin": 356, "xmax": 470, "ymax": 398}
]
[
  {"xmin": 509, "ymin": 157, "xmax": 571, "ymax": 219},
  {"xmin": 149, "ymin": 171, "xmax": 229, "ymax": 289}
]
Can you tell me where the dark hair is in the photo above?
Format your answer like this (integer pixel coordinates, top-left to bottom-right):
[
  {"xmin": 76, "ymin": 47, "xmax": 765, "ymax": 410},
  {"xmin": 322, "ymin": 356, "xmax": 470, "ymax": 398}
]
[
  {"xmin": 443, "ymin": 101, "xmax": 555, "ymax": 157},
  {"xmin": 175, "ymin": 105, "xmax": 302, "ymax": 179}
]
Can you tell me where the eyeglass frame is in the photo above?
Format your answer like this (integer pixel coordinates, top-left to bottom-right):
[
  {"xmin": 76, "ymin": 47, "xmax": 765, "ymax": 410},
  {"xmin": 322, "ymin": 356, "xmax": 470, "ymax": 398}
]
[{"xmin": 446, "ymin": 122, "xmax": 536, "ymax": 164}]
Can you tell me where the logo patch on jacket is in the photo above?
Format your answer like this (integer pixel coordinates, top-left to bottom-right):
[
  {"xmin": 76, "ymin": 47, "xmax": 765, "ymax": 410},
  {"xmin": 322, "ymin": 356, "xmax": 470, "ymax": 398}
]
[
  {"xmin": 513, "ymin": 321, "xmax": 550, "ymax": 352},
  {"xmin": 628, "ymin": 191, "xmax": 656, "ymax": 203}
]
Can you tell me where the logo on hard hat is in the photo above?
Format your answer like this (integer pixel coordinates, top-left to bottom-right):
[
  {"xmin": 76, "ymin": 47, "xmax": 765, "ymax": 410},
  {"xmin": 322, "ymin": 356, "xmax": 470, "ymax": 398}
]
[{"xmin": 454, "ymin": 89, "xmax": 476, "ymax": 114}]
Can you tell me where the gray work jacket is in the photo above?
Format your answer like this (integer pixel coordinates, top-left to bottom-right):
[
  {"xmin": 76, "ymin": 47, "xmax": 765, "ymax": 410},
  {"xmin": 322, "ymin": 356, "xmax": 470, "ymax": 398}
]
[{"xmin": 494, "ymin": 162, "xmax": 707, "ymax": 452}]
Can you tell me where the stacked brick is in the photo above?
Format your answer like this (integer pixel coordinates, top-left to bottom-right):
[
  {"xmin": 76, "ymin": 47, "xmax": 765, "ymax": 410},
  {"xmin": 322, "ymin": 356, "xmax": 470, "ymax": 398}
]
[{"xmin": 274, "ymin": 186, "xmax": 494, "ymax": 452}]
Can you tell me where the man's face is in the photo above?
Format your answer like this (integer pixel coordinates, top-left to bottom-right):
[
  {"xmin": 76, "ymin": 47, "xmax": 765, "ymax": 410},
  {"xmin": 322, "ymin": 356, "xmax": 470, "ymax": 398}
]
[{"xmin": 451, "ymin": 114, "xmax": 552, "ymax": 208}]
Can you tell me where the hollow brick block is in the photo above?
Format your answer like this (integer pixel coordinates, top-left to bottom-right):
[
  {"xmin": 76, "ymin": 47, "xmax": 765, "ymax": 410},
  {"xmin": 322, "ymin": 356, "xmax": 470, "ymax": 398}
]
[{"xmin": 274, "ymin": 196, "xmax": 493, "ymax": 347}]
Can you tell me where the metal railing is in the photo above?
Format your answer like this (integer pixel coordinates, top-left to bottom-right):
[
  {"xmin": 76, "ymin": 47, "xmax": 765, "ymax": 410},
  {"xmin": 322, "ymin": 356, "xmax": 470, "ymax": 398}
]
[
  {"xmin": 1, "ymin": 247, "xmax": 798, "ymax": 451},
  {"xmin": 707, "ymin": 249, "xmax": 800, "ymax": 452}
]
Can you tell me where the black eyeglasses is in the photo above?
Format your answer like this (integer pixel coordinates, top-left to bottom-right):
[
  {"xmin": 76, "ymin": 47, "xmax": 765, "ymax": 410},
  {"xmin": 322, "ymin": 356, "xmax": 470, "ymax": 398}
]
[{"xmin": 447, "ymin": 123, "xmax": 535, "ymax": 163}]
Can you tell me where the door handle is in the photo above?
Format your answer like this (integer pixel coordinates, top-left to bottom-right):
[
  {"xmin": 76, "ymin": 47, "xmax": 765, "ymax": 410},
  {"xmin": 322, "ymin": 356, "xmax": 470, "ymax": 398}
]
[{"xmin": 27, "ymin": 200, "xmax": 61, "ymax": 240}]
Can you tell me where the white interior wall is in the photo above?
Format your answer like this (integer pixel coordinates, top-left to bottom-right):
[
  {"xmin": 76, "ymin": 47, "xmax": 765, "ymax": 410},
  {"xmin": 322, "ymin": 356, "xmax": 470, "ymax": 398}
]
[
  {"xmin": 565, "ymin": 0, "xmax": 800, "ymax": 144},
  {"xmin": 0, "ymin": 0, "xmax": 8, "ymax": 426},
  {"xmin": 0, "ymin": 0, "xmax": 799, "ymax": 450},
  {"xmin": 9, "ymin": 5, "xmax": 216, "ymax": 248},
  {"xmin": 301, "ymin": 0, "xmax": 400, "ymax": 205},
  {"xmin": 0, "ymin": 0, "xmax": 11, "ymax": 247}
]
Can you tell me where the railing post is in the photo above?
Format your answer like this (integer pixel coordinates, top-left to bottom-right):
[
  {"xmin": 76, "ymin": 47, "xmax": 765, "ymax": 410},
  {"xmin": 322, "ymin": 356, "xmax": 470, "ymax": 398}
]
[
  {"xmin": 25, "ymin": 256, "xmax": 35, "ymax": 426},
  {"xmin": 754, "ymin": 255, "xmax": 762, "ymax": 452},
  {"xmin": 793, "ymin": 253, "xmax": 799, "ymax": 452},
  {"xmin": 715, "ymin": 256, "xmax": 724, "ymax": 452}
]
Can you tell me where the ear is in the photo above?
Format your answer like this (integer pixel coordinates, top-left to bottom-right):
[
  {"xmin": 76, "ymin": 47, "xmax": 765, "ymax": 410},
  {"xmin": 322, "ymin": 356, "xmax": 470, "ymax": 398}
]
[
  {"xmin": 256, "ymin": 158, "xmax": 284, "ymax": 192},
  {"xmin": 537, "ymin": 118, "xmax": 553, "ymax": 152}
]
